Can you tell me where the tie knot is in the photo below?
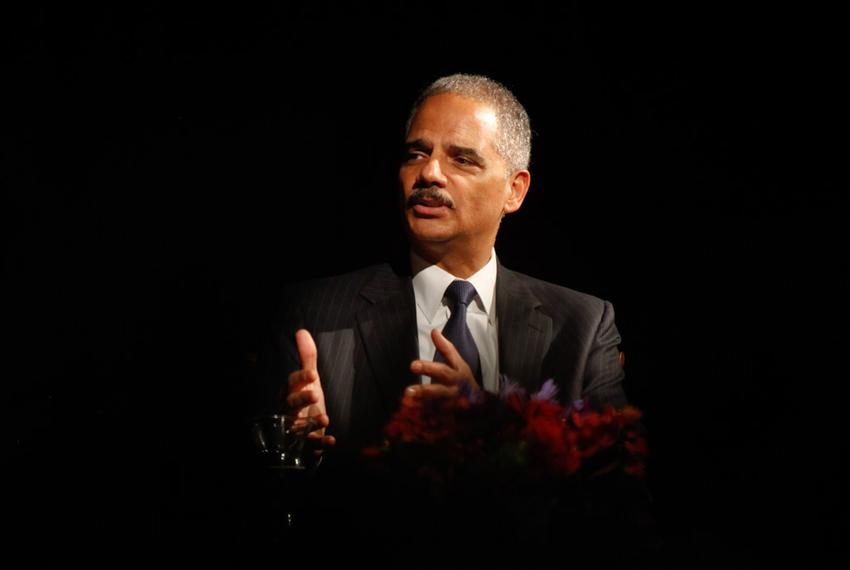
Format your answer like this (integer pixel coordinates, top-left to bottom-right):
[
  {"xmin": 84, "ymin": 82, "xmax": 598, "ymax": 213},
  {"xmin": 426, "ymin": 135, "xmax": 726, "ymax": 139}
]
[{"xmin": 444, "ymin": 279, "xmax": 477, "ymax": 308}]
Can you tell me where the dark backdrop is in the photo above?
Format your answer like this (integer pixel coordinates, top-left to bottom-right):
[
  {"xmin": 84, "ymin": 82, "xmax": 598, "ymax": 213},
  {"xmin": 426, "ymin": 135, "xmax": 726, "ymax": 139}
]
[{"xmin": 6, "ymin": 3, "xmax": 845, "ymax": 565}]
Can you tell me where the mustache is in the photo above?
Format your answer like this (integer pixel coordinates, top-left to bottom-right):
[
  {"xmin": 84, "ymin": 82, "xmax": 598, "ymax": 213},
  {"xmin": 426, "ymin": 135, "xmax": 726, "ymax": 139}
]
[{"xmin": 405, "ymin": 186, "xmax": 455, "ymax": 209}]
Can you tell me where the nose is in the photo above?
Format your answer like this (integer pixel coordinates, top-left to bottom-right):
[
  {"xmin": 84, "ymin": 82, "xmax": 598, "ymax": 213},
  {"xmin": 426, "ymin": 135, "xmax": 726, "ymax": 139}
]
[{"xmin": 417, "ymin": 156, "xmax": 447, "ymax": 187}]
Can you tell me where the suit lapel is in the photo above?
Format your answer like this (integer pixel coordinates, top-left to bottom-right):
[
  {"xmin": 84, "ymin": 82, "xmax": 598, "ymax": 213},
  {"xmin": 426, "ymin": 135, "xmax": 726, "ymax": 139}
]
[
  {"xmin": 496, "ymin": 264, "xmax": 553, "ymax": 393},
  {"xmin": 352, "ymin": 262, "xmax": 553, "ymax": 405},
  {"xmin": 355, "ymin": 265, "xmax": 419, "ymax": 413}
]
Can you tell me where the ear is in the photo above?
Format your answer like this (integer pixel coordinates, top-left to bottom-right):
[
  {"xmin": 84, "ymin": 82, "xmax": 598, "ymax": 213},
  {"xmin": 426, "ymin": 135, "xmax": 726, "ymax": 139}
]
[{"xmin": 503, "ymin": 170, "xmax": 531, "ymax": 215}]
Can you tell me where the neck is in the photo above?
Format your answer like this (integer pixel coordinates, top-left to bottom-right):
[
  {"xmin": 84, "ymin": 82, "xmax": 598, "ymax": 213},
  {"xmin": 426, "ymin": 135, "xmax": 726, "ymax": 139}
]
[{"xmin": 411, "ymin": 241, "xmax": 493, "ymax": 279}]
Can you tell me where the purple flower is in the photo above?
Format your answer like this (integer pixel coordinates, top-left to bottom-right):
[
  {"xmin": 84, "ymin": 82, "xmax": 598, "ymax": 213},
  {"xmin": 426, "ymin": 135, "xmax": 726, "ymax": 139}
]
[
  {"xmin": 531, "ymin": 379, "xmax": 559, "ymax": 402},
  {"xmin": 499, "ymin": 376, "xmax": 525, "ymax": 400}
]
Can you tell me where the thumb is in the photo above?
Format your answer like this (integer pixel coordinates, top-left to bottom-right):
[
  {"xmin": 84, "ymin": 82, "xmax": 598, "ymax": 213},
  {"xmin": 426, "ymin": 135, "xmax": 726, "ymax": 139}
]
[
  {"xmin": 431, "ymin": 328, "xmax": 464, "ymax": 369},
  {"xmin": 295, "ymin": 329, "xmax": 318, "ymax": 371}
]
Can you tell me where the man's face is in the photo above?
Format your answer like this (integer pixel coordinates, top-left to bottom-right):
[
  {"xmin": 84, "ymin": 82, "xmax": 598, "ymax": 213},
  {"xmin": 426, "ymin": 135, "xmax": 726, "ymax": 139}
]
[{"xmin": 400, "ymin": 92, "xmax": 520, "ymax": 252}]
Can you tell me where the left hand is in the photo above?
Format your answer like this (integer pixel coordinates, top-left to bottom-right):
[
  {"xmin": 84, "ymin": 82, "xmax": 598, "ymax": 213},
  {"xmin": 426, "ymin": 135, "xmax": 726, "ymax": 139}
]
[{"xmin": 409, "ymin": 328, "xmax": 481, "ymax": 394}]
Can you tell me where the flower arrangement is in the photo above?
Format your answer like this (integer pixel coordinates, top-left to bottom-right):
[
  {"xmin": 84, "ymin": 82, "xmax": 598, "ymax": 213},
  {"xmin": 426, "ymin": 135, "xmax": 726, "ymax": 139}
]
[
  {"xmin": 356, "ymin": 378, "xmax": 648, "ymax": 549},
  {"xmin": 362, "ymin": 378, "xmax": 647, "ymax": 491}
]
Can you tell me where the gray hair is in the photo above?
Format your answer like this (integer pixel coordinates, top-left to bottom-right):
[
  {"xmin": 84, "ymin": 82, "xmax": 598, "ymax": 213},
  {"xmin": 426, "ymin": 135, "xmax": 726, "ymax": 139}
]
[{"xmin": 405, "ymin": 74, "xmax": 531, "ymax": 174}]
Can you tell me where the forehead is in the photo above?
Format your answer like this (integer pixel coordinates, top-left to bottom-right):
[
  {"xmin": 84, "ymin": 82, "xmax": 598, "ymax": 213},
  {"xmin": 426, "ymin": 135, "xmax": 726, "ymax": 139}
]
[{"xmin": 407, "ymin": 93, "xmax": 499, "ymax": 152}]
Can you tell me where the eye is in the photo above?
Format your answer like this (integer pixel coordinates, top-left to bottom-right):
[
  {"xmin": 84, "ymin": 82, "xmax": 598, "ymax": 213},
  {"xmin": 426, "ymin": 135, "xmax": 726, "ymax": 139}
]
[
  {"xmin": 454, "ymin": 155, "xmax": 479, "ymax": 167},
  {"xmin": 403, "ymin": 150, "xmax": 427, "ymax": 163}
]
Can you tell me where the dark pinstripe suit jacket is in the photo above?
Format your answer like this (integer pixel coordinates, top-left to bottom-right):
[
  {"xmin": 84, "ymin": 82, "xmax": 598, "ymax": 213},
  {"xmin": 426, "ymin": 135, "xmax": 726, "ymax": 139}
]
[{"xmin": 261, "ymin": 261, "xmax": 626, "ymax": 455}]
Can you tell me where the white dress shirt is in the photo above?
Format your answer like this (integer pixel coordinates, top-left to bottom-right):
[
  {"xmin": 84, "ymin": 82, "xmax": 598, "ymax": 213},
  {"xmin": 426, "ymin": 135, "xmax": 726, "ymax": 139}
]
[{"xmin": 411, "ymin": 249, "xmax": 500, "ymax": 393}]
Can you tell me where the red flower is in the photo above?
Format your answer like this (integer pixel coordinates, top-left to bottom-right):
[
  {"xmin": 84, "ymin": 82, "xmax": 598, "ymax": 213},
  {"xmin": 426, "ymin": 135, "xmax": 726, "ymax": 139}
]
[{"xmin": 362, "ymin": 380, "xmax": 647, "ymax": 486}]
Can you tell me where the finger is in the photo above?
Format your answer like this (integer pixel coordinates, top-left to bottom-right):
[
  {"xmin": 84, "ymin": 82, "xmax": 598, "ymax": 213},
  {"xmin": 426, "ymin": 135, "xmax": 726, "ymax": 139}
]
[
  {"xmin": 292, "ymin": 413, "xmax": 329, "ymax": 432},
  {"xmin": 404, "ymin": 382, "xmax": 457, "ymax": 399},
  {"xmin": 307, "ymin": 433, "xmax": 336, "ymax": 447},
  {"xmin": 298, "ymin": 413, "xmax": 330, "ymax": 431},
  {"xmin": 288, "ymin": 368, "xmax": 318, "ymax": 391},
  {"xmin": 418, "ymin": 383, "xmax": 458, "ymax": 397},
  {"xmin": 305, "ymin": 435, "xmax": 336, "ymax": 458},
  {"xmin": 431, "ymin": 328, "xmax": 465, "ymax": 370},
  {"xmin": 314, "ymin": 434, "xmax": 336, "ymax": 448},
  {"xmin": 410, "ymin": 360, "xmax": 459, "ymax": 385},
  {"xmin": 286, "ymin": 389, "xmax": 318, "ymax": 411},
  {"xmin": 295, "ymin": 329, "xmax": 318, "ymax": 371},
  {"xmin": 402, "ymin": 384, "xmax": 424, "ymax": 408},
  {"xmin": 310, "ymin": 412, "xmax": 330, "ymax": 429},
  {"xmin": 432, "ymin": 329, "xmax": 480, "ymax": 388}
]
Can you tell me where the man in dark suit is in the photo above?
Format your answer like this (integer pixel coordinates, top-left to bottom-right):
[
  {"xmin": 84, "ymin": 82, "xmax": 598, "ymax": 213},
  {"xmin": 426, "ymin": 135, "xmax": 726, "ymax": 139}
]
[{"xmin": 263, "ymin": 73, "xmax": 627, "ymax": 462}]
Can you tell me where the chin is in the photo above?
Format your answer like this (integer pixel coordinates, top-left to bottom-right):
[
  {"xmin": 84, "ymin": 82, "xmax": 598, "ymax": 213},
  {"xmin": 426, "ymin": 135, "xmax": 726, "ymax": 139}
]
[{"xmin": 405, "ymin": 218, "xmax": 454, "ymax": 244}]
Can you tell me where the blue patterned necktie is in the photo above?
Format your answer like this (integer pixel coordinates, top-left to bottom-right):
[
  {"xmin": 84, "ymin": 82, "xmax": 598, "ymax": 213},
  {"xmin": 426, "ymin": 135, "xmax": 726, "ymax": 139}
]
[{"xmin": 435, "ymin": 279, "xmax": 482, "ymax": 383}]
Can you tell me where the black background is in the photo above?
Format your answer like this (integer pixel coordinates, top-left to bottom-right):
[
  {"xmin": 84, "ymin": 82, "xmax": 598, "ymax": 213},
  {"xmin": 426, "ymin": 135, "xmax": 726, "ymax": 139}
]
[{"xmin": 5, "ymin": 2, "xmax": 846, "ymax": 565}]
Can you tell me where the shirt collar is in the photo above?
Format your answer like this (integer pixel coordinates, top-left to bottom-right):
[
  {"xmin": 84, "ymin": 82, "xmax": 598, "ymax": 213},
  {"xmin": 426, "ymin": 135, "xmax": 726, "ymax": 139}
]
[{"xmin": 411, "ymin": 249, "xmax": 498, "ymax": 323}]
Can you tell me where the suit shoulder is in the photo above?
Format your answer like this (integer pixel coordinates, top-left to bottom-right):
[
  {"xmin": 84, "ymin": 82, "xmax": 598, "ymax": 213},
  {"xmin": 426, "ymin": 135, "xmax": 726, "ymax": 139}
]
[
  {"xmin": 283, "ymin": 264, "xmax": 386, "ymax": 300},
  {"xmin": 283, "ymin": 265, "xmax": 384, "ymax": 295},
  {"xmin": 504, "ymin": 268, "xmax": 610, "ymax": 318},
  {"xmin": 275, "ymin": 263, "xmax": 395, "ymax": 325}
]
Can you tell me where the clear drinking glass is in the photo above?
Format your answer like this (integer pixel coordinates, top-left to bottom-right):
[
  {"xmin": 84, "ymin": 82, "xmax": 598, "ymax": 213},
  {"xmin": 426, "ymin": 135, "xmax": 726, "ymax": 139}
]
[
  {"xmin": 252, "ymin": 414, "xmax": 319, "ymax": 470},
  {"xmin": 251, "ymin": 414, "xmax": 320, "ymax": 534}
]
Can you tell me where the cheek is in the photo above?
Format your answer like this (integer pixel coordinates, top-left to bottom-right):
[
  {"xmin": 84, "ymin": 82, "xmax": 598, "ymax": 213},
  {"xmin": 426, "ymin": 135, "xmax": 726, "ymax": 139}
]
[
  {"xmin": 474, "ymin": 183, "xmax": 509, "ymax": 210},
  {"xmin": 398, "ymin": 173, "xmax": 413, "ymax": 198}
]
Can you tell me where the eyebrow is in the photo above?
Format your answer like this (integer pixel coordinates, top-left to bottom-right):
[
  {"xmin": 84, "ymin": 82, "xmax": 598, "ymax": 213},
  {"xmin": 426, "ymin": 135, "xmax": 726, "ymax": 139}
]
[
  {"xmin": 402, "ymin": 139, "xmax": 432, "ymax": 153},
  {"xmin": 448, "ymin": 145, "xmax": 486, "ymax": 165}
]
